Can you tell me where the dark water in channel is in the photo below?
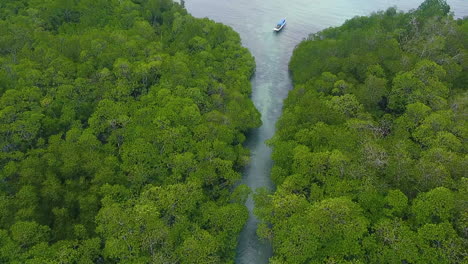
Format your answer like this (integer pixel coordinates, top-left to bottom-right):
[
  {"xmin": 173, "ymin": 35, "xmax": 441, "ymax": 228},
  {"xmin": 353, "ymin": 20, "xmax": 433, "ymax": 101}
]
[{"xmin": 184, "ymin": 1, "xmax": 467, "ymax": 263}]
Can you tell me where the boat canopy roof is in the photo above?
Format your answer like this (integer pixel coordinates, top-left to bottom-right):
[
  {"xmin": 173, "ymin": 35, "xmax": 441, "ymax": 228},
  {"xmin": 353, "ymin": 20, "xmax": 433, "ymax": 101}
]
[{"xmin": 277, "ymin": 18, "xmax": 286, "ymax": 25}]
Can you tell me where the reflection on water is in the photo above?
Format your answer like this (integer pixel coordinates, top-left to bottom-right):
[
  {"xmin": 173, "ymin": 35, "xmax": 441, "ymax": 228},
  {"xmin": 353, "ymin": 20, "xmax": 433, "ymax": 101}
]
[{"xmin": 184, "ymin": 1, "xmax": 467, "ymax": 263}]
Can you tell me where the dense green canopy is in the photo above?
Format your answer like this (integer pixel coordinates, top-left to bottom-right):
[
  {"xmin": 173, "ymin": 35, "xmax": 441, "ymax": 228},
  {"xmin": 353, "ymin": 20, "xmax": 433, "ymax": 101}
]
[
  {"xmin": 256, "ymin": 0, "xmax": 467, "ymax": 263},
  {"xmin": 0, "ymin": 0, "xmax": 260, "ymax": 262}
]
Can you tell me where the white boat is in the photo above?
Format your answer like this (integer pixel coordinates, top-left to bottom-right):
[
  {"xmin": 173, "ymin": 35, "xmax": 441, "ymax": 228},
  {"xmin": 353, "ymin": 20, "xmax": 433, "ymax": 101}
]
[{"xmin": 273, "ymin": 18, "xmax": 286, "ymax": 32}]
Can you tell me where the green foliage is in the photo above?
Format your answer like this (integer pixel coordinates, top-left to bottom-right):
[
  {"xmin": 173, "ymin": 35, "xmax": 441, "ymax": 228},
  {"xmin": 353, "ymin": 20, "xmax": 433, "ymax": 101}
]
[
  {"xmin": 417, "ymin": 0, "xmax": 451, "ymax": 18},
  {"xmin": 10, "ymin": 221, "xmax": 50, "ymax": 248},
  {"xmin": 257, "ymin": 0, "xmax": 468, "ymax": 263},
  {"xmin": 412, "ymin": 187, "xmax": 455, "ymax": 225},
  {"xmin": 0, "ymin": 0, "xmax": 260, "ymax": 261}
]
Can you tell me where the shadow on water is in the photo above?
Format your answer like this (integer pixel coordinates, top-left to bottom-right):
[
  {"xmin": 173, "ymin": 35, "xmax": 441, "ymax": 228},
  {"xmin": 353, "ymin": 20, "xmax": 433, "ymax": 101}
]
[{"xmin": 184, "ymin": 0, "xmax": 468, "ymax": 263}]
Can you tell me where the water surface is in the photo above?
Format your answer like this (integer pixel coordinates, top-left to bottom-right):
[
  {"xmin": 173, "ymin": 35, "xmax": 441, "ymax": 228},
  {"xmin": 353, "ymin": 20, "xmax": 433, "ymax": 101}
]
[{"xmin": 184, "ymin": 1, "xmax": 467, "ymax": 263}]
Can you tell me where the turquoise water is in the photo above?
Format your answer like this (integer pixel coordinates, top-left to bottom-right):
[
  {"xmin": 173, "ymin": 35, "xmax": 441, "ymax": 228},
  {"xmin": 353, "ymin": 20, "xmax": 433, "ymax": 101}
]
[{"xmin": 184, "ymin": 1, "xmax": 467, "ymax": 263}]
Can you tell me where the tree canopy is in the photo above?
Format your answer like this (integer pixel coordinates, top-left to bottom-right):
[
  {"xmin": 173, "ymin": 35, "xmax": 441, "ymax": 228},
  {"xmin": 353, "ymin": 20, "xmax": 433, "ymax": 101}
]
[
  {"xmin": 0, "ymin": 0, "xmax": 260, "ymax": 262},
  {"xmin": 256, "ymin": 0, "xmax": 468, "ymax": 263}
]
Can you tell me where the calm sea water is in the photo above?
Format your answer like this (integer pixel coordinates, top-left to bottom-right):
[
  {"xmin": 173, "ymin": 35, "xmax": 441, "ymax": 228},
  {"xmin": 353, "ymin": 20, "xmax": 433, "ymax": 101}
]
[{"xmin": 184, "ymin": 1, "xmax": 467, "ymax": 263}]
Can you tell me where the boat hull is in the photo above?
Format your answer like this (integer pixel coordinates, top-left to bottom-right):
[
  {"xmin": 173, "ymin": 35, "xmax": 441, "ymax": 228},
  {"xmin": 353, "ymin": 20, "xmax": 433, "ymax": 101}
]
[{"xmin": 273, "ymin": 23, "xmax": 286, "ymax": 32}]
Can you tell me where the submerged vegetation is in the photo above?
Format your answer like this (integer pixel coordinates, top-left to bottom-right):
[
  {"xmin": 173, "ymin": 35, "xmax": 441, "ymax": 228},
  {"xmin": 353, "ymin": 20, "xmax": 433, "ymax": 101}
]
[
  {"xmin": 257, "ymin": 0, "xmax": 467, "ymax": 263},
  {"xmin": 0, "ymin": 0, "xmax": 260, "ymax": 262}
]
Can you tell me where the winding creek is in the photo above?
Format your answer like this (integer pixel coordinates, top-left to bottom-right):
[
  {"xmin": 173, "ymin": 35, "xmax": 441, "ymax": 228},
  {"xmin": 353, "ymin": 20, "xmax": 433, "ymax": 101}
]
[{"xmin": 184, "ymin": 1, "xmax": 467, "ymax": 263}]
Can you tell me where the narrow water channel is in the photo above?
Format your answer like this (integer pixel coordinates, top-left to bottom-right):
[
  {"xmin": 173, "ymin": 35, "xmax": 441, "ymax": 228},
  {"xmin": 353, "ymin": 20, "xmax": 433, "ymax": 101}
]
[{"xmin": 184, "ymin": 1, "xmax": 467, "ymax": 263}]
